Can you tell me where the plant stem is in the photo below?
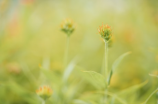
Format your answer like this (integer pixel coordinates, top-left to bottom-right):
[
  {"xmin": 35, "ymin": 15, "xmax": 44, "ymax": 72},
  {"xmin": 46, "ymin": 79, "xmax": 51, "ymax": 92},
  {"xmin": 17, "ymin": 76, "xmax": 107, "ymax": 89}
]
[
  {"xmin": 42, "ymin": 100, "xmax": 45, "ymax": 104},
  {"xmin": 101, "ymin": 53, "xmax": 105, "ymax": 75},
  {"xmin": 143, "ymin": 88, "xmax": 158, "ymax": 104},
  {"xmin": 105, "ymin": 41, "xmax": 108, "ymax": 80},
  {"xmin": 103, "ymin": 41, "xmax": 109, "ymax": 104},
  {"xmin": 64, "ymin": 36, "xmax": 70, "ymax": 68}
]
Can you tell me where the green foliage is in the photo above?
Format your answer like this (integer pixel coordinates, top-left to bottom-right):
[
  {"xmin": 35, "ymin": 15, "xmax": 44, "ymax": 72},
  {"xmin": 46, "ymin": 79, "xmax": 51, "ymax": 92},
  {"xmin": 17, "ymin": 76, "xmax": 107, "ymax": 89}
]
[
  {"xmin": 0, "ymin": 0, "xmax": 158, "ymax": 104},
  {"xmin": 83, "ymin": 71, "xmax": 106, "ymax": 89},
  {"xmin": 108, "ymin": 52, "xmax": 131, "ymax": 85}
]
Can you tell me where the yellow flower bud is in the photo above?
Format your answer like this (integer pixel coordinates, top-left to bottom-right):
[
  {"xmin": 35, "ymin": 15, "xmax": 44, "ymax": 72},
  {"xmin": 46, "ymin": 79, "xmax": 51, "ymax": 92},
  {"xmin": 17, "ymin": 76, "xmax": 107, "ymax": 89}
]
[
  {"xmin": 98, "ymin": 24, "xmax": 112, "ymax": 41},
  {"xmin": 36, "ymin": 85, "xmax": 53, "ymax": 100},
  {"xmin": 61, "ymin": 18, "xmax": 75, "ymax": 36}
]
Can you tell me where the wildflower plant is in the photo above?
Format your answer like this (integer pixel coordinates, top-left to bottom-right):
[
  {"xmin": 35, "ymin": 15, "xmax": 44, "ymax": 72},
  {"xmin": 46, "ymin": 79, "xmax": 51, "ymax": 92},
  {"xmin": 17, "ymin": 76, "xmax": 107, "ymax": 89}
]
[
  {"xmin": 1, "ymin": 1, "xmax": 157, "ymax": 104},
  {"xmin": 36, "ymin": 85, "xmax": 53, "ymax": 104},
  {"xmin": 78, "ymin": 24, "xmax": 132, "ymax": 103},
  {"xmin": 35, "ymin": 19, "xmax": 77, "ymax": 104},
  {"xmin": 98, "ymin": 24, "xmax": 112, "ymax": 78},
  {"xmin": 61, "ymin": 18, "xmax": 75, "ymax": 68}
]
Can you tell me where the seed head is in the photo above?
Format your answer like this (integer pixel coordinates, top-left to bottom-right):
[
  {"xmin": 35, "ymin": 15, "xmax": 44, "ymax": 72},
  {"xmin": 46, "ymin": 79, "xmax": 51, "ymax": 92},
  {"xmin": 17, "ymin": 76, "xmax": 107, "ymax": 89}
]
[
  {"xmin": 61, "ymin": 18, "xmax": 75, "ymax": 36},
  {"xmin": 36, "ymin": 85, "xmax": 53, "ymax": 100},
  {"xmin": 98, "ymin": 24, "xmax": 112, "ymax": 42}
]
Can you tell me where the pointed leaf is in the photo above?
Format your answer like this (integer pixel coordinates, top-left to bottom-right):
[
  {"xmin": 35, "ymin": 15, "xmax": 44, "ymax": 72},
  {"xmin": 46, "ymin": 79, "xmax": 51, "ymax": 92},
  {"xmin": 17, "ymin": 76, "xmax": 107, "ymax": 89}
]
[
  {"xmin": 83, "ymin": 71, "xmax": 106, "ymax": 89},
  {"xmin": 117, "ymin": 80, "xmax": 148, "ymax": 96},
  {"xmin": 63, "ymin": 57, "xmax": 79, "ymax": 83},
  {"xmin": 108, "ymin": 52, "xmax": 131, "ymax": 85}
]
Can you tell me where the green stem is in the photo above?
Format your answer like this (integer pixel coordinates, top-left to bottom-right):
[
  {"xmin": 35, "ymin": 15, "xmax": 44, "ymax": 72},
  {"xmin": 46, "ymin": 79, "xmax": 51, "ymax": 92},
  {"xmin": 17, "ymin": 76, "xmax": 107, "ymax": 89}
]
[
  {"xmin": 64, "ymin": 36, "xmax": 70, "ymax": 68},
  {"xmin": 42, "ymin": 100, "xmax": 45, "ymax": 104},
  {"xmin": 103, "ymin": 41, "xmax": 109, "ymax": 104},
  {"xmin": 105, "ymin": 41, "xmax": 108, "ymax": 80},
  {"xmin": 143, "ymin": 88, "xmax": 158, "ymax": 104},
  {"xmin": 101, "ymin": 53, "xmax": 105, "ymax": 75}
]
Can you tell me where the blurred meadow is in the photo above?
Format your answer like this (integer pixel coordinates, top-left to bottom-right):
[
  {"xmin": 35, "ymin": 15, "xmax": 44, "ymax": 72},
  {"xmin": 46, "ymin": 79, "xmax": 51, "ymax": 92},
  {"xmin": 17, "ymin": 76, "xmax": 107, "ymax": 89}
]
[{"xmin": 0, "ymin": 0, "xmax": 158, "ymax": 104}]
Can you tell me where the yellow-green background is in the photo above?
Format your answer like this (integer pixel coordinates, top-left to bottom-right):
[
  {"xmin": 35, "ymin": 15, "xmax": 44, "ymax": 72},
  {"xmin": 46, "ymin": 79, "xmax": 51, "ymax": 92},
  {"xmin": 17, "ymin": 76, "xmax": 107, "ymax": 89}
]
[{"xmin": 0, "ymin": 0, "xmax": 157, "ymax": 104}]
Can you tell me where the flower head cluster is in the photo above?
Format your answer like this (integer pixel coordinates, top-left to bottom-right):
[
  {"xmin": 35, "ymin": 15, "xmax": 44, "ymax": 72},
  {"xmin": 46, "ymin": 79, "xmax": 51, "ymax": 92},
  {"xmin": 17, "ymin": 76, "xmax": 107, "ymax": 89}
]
[
  {"xmin": 61, "ymin": 18, "xmax": 75, "ymax": 36},
  {"xmin": 36, "ymin": 85, "xmax": 53, "ymax": 100},
  {"xmin": 98, "ymin": 24, "xmax": 112, "ymax": 41}
]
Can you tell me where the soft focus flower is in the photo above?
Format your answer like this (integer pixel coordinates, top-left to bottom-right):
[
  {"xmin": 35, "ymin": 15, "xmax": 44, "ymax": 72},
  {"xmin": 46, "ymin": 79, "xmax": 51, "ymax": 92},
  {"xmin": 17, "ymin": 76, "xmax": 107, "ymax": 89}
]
[
  {"xmin": 36, "ymin": 85, "xmax": 53, "ymax": 100},
  {"xmin": 21, "ymin": 0, "xmax": 34, "ymax": 5},
  {"xmin": 61, "ymin": 18, "xmax": 75, "ymax": 36},
  {"xmin": 98, "ymin": 24, "xmax": 112, "ymax": 41},
  {"xmin": 6, "ymin": 62, "xmax": 21, "ymax": 74}
]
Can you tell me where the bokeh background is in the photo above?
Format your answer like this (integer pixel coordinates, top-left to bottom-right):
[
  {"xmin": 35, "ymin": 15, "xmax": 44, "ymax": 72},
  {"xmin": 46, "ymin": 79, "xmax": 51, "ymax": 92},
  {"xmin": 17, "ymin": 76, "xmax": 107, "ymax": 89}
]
[{"xmin": 0, "ymin": 0, "xmax": 157, "ymax": 104}]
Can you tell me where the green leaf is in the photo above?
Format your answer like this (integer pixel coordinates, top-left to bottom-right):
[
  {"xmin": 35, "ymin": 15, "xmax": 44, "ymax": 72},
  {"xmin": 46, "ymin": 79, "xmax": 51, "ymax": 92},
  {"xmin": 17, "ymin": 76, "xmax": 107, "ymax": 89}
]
[
  {"xmin": 63, "ymin": 57, "xmax": 79, "ymax": 83},
  {"xmin": 115, "ymin": 81, "xmax": 148, "ymax": 104},
  {"xmin": 77, "ymin": 91, "xmax": 102, "ymax": 104},
  {"xmin": 83, "ymin": 71, "xmax": 106, "ymax": 89},
  {"xmin": 117, "ymin": 80, "xmax": 148, "ymax": 96},
  {"xmin": 40, "ymin": 66, "xmax": 61, "ymax": 84},
  {"xmin": 107, "ymin": 51, "xmax": 131, "ymax": 85}
]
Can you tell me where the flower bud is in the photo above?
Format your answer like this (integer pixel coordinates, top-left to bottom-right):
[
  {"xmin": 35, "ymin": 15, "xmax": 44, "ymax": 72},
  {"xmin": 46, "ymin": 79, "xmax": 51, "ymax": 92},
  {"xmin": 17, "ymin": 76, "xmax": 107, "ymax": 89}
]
[
  {"xmin": 98, "ymin": 24, "xmax": 112, "ymax": 41},
  {"xmin": 36, "ymin": 85, "xmax": 53, "ymax": 100},
  {"xmin": 61, "ymin": 18, "xmax": 75, "ymax": 36}
]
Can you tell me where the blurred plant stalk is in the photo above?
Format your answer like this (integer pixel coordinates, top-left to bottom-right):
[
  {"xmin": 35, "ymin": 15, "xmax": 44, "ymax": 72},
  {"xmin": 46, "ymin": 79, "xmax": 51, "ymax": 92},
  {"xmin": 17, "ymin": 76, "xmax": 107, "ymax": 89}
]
[
  {"xmin": 64, "ymin": 36, "xmax": 70, "ymax": 68},
  {"xmin": 104, "ymin": 41, "xmax": 109, "ymax": 103},
  {"xmin": 61, "ymin": 18, "xmax": 75, "ymax": 68},
  {"xmin": 143, "ymin": 88, "xmax": 158, "ymax": 104},
  {"xmin": 60, "ymin": 19, "xmax": 75, "ymax": 103},
  {"xmin": 42, "ymin": 101, "xmax": 45, "ymax": 104},
  {"xmin": 98, "ymin": 24, "xmax": 112, "ymax": 79},
  {"xmin": 98, "ymin": 24, "xmax": 112, "ymax": 103},
  {"xmin": 104, "ymin": 41, "xmax": 109, "ymax": 80}
]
